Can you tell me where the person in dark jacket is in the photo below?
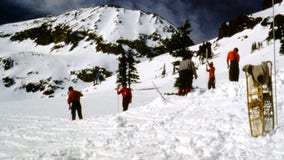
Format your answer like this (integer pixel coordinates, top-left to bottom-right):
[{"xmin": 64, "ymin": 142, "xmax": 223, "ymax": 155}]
[
  {"xmin": 67, "ymin": 86, "xmax": 83, "ymax": 120},
  {"xmin": 178, "ymin": 54, "xmax": 198, "ymax": 95},
  {"xmin": 206, "ymin": 61, "xmax": 216, "ymax": 89},
  {"xmin": 227, "ymin": 47, "xmax": 240, "ymax": 81},
  {"xmin": 117, "ymin": 83, "xmax": 132, "ymax": 111}
]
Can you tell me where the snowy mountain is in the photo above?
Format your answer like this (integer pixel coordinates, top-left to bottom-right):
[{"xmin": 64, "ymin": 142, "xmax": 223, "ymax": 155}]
[
  {"xmin": 0, "ymin": 2, "xmax": 284, "ymax": 160},
  {"xmin": 1, "ymin": 5, "xmax": 175, "ymax": 46},
  {"xmin": 0, "ymin": 5, "xmax": 178, "ymax": 97}
]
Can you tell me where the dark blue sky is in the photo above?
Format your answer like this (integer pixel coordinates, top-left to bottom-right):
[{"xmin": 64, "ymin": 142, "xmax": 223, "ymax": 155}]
[{"xmin": 0, "ymin": 0, "xmax": 263, "ymax": 43}]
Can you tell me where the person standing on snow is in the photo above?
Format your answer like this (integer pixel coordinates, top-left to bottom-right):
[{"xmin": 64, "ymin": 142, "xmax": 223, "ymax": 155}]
[
  {"xmin": 227, "ymin": 47, "xmax": 240, "ymax": 81},
  {"xmin": 93, "ymin": 72, "xmax": 102, "ymax": 85},
  {"xmin": 117, "ymin": 83, "xmax": 132, "ymax": 111},
  {"xmin": 206, "ymin": 61, "xmax": 216, "ymax": 89},
  {"xmin": 67, "ymin": 86, "xmax": 83, "ymax": 120},
  {"xmin": 178, "ymin": 53, "xmax": 198, "ymax": 95}
]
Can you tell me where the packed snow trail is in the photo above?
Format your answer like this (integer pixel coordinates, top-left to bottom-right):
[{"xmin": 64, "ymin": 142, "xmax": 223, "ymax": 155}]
[{"xmin": 1, "ymin": 82, "xmax": 284, "ymax": 160}]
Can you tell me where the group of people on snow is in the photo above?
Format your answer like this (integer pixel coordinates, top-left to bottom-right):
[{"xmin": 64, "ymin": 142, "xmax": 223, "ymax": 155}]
[
  {"xmin": 67, "ymin": 83, "xmax": 132, "ymax": 120},
  {"xmin": 177, "ymin": 47, "xmax": 240, "ymax": 95},
  {"xmin": 67, "ymin": 47, "xmax": 240, "ymax": 120}
]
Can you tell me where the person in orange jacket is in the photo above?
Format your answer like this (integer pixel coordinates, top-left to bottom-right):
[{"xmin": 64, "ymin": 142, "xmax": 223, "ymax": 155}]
[
  {"xmin": 206, "ymin": 61, "xmax": 216, "ymax": 89},
  {"xmin": 67, "ymin": 86, "xmax": 83, "ymax": 120},
  {"xmin": 117, "ymin": 83, "xmax": 132, "ymax": 111},
  {"xmin": 227, "ymin": 47, "xmax": 240, "ymax": 81}
]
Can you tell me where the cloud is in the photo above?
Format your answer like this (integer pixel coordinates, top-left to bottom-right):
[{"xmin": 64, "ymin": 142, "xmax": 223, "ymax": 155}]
[{"xmin": 11, "ymin": 0, "xmax": 87, "ymax": 14}]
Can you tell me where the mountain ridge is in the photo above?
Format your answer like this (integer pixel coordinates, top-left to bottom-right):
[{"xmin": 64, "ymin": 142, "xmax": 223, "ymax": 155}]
[
  {"xmin": 0, "ymin": 3, "xmax": 283, "ymax": 98},
  {"xmin": 0, "ymin": 5, "xmax": 176, "ymax": 54}
]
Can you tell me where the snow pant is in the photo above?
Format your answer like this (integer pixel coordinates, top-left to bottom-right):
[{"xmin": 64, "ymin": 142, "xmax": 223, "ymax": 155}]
[
  {"xmin": 178, "ymin": 70, "xmax": 193, "ymax": 95},
  {"xmin": 71, "ymin": 101, "xmax": 83, "ymax": 120},
  {"xmin": 229, "ymin": 61, "xmax": 239, "ymax": 81},
  {"xmin": 122, "ymin": 97, "xmax": 130, "ymax": 111},
  {"xmin": 208, "ymin": 77, "xmax": 216, "ymax": 89}
]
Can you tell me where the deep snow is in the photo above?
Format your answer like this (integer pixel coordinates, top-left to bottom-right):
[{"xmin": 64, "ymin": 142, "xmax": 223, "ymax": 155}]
[{"xmin": 0, "ymin": 3, "xmax": 284, "ymax": 160}]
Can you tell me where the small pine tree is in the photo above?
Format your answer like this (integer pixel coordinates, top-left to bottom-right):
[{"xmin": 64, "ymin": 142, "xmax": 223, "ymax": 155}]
[
  {"xmin": 127, "ymin": 50, "xmax": 140, "ymax": 87},
  {"xmin": 161, "ymin": 64, "xmax": 166, "ymax": 78},
  {"xmin": 280, "ymin": 39, "xmax": 284, "ymax": 55},
  {"xmin": 258, "ymin": 42, "xmax": 263, "ymax": 48},
  {"xmin": 116, "ymin": 51, "xmax": 128, "ymax": 85},
  {"xmin": 116, "ymin": 49, "xmax": 140, "ymax": 87},
  {"xmin": 251, "ymin": 42, "xmax": 264, "ymax": 53},
  {"xmin": 251, "ymin": 42, "xmax": 257, "ymax": 53},
  {"xmin": 163, "ymin": 19, "xmax": 194, "ymax": 56}
]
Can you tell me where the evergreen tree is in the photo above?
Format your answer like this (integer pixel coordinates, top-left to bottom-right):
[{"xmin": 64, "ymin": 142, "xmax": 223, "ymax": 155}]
[
  {"xmin": 116, "ymin": 49, "xmax": 128, "ymax": 85},
  {"xmin": 280, "ymin": 38, "xmax": 284, "ymax": 55},
  {"xmin": 251, "ymin": 42, "xmax": 257, "ymax": 53},
  {"xmin": 179, "ymin": 20, "xmax": 194, "ymax": 48},
  {"xmin": 127, "ymin": 50, "xmax": 140, "ymax": 87},
  {"xmin": 262, "ymin": 0, "xmax": 282, "ymax": 9},
  {"xmin": 163, "ymin": 19, "xmax": 195, "ymax": 56},
  {"xmin": 161, "ymin": 63, "xmax": 166, "ymax": 78},
  {"xmin": 116, "ymin": 49, "xmax": 140, "ymax": 87}
]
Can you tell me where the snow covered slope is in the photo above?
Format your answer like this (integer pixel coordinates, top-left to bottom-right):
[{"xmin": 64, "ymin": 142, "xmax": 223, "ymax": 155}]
[
  {"xmin": 0, "ymin": 2, "xmax": 284, "ymax": 160},
  {"xmin": 0, "ymin": 5, "xmax": 174, "ymax": 43},
  {"xmin": 0, "ymin": 5, "xmax": 177, "ymax": 97}
]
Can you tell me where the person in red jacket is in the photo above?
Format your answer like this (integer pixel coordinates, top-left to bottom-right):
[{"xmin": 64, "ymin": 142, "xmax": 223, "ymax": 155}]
[
  {"xmin": 227, "ymin": 47, "xmax": 240, "ymax": 81},
  {"xmin": 67, "ymin": 86, "xmax": 83, "ymax": 120},
  {"xmin": 206, "ymin": 61, "xmax": 216, "ymax": 89},
  {"xmin": 117, "ymin": 83, "xmax": 132, "ymax": 111}
]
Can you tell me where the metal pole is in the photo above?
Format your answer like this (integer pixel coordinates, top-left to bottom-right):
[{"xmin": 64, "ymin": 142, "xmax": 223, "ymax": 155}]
[
  {"xmin": 272, "ymin": 0, "xmax": 278, "ymax": 127},
  {"xmin": 152, "ymin": 82, "xmax": 167, "ymax": 102},
  {"xmin": 206, "ymin": 48, "xmax": 208, "ymax": 89},
  {"xmin": 117, "ymin": 94, "xmax": 120, "ymax": 112}
]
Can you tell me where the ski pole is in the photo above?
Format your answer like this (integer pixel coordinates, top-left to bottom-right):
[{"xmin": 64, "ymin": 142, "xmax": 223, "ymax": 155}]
[
  {"xmin": 152, "ymin": 82, "xmax": 166, "ymax": 101},
  {"xmin": 117, "ymin": 94, "xmax": 119, "ymax": 112}
]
